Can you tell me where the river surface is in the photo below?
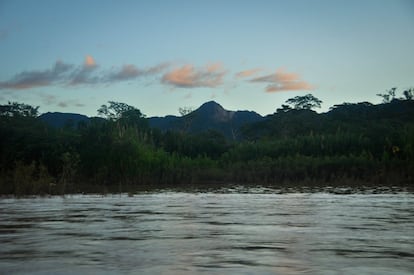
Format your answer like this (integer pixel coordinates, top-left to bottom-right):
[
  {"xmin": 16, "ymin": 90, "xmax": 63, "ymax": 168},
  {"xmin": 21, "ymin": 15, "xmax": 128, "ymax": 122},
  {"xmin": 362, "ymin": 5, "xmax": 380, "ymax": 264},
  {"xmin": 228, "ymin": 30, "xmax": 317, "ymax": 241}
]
[{"xmin": 1, "ymin": 186, "xmax": 413, "ymax": 274}]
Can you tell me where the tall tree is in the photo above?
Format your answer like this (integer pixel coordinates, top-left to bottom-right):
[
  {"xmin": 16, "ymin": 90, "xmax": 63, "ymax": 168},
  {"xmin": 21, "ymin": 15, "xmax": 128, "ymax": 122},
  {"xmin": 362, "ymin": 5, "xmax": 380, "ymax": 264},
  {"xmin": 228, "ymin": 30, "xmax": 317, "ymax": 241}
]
[
  {"xmin": 285, "ymin": 94, "xmax": 322, "ymax": 110},
  {"xmin": 178, "ymin": 107, "xmax": 193, "ymax": 116},
  {"xmin": 97, "ymin": 101, "xmax": 140, "ymax": 121}
]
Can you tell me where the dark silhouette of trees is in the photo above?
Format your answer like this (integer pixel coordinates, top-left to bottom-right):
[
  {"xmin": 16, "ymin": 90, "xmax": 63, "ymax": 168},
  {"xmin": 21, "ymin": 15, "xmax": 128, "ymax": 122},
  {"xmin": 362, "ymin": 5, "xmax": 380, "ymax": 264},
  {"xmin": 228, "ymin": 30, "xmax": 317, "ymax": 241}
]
[
  {"xmin": 285, "ymin": 94, "xmax": 322, "ymax": 110},
  {"xmin": 97, "ymin": 101, "xmax": 148, "ymax": 137},
  {"xmin": 377, "ymin": 87, "xmax": 414, "ymax": 103},
  {"xmin": 178, "ymin": 107, "xmax": 193, "ymax": 116},
  {"xmin": 403, "ymin": 88, "xmax": 413, "ymax": 100},
  {"xmin": 276, "ymin": 104, "xmax": 292, "ymax": 113},
  {"xmin": 377, "ymin": 87, "xmax": 397, "ymax": 103},
  {"xmin": 0, "ymin": 92, "xmax": 413, "ymax": 195},
  {"xmin": 0, "ymin": 102, "xmax": 39, "ymax": 117},
  {"xmin": 98, "ymin": 101, "xmax": 143, "ymax": 121}
]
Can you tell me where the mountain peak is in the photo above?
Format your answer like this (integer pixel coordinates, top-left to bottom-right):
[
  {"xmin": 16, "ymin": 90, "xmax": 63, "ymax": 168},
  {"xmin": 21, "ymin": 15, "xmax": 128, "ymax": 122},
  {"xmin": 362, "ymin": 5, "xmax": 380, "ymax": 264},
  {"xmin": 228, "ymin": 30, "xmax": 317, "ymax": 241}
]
[
  {"xmin": 196, "ymin": 101, "xmax": 232, "ymax": 122},
  {"xmin": 149, "ymin": 101, "xmax": 263, "ymax": 139},
  {"xmin": 198, "ymin": 101, "xmax": 225, "ymax": 111}
]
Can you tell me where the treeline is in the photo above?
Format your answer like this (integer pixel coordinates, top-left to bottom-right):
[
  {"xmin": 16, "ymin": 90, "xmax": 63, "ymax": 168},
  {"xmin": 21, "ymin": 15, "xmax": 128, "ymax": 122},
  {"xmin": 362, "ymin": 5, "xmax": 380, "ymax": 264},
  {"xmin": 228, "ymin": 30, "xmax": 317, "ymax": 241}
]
[{"xmin": 0, "ymin": 92, "xmax": 413, "ymax": 195}]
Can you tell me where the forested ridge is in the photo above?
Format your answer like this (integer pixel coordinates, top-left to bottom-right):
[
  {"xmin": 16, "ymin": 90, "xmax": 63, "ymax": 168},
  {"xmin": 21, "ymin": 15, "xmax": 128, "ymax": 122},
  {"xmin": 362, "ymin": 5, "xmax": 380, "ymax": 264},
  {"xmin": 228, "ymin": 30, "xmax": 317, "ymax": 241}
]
[{"xmin": 1, "ymin": 90, "xmax": 413, "ymax": 195}]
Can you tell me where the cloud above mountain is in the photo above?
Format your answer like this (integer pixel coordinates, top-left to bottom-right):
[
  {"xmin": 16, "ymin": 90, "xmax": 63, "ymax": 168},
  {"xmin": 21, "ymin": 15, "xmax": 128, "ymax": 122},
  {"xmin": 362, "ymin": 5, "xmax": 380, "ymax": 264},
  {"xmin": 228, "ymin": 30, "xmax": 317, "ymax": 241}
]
[
  {"xmin": 0, "ymin": 58, "xmax": 313, "ymax": 94},
  {"xmin": 162, "ymin": 63, "xmax": 226, "ymax": 88},
  {"xmin": 107, "ymin": 63, "xmax": 170, "ymax": 82},
  {"xmin": 68, "ymin": 56, "xmax": 100, "ymax": 86},
  {"xmin": 250, "ymin": 69, "xmax": 314, "ymax": 92},
  {"xmin": 0, "ymin": 56, "xmax": 171, "ymax": 90},
  {"xmin": 0, "ymin": 60, "xmax": 73, "ymax": 90},
  {"xmin": 107, "ymin": 64, "xmax": 141, "ymax": 81}
]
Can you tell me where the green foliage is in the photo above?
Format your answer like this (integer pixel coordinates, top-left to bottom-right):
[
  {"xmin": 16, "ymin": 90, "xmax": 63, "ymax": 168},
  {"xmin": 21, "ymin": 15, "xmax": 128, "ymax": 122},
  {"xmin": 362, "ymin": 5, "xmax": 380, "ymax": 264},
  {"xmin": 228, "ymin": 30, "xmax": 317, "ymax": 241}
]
[
  {"xmin": 0, "ymin": 98, "xmax": 413, "ymax": 195},
  {"xmin": 12, "ymin": 161, "xmax": 54, "ymax": 196},
  {"xmin": 59, "ymin": 152, "xmax": 80, "ymax": 193}
]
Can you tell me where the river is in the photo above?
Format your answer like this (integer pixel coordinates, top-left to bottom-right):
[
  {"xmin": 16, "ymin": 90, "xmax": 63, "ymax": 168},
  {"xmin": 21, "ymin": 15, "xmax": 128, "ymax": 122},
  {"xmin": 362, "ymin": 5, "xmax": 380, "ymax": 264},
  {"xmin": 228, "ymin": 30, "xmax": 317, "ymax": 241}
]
[{"xmin": 1, "ymin": 186, "xmax": 413, "ymax": 274}]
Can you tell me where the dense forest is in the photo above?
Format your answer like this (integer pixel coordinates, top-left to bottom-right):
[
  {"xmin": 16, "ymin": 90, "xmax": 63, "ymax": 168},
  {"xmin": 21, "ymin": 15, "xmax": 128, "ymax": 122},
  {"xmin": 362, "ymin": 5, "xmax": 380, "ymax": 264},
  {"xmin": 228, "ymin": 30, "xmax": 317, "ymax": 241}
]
[{"xmin": 1, "ymin": 88, "xmax": 413, "ymax": 195}]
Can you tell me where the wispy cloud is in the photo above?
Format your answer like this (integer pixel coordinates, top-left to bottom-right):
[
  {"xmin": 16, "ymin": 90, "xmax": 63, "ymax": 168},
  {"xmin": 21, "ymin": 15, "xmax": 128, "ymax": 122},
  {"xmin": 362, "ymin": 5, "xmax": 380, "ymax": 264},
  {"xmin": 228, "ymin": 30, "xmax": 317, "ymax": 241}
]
[
  {"xmin": 1, "ymin": 59, "xmax": 313, "ymax": 94},
  {"xmin": 68, "ymin": 55, "xmax": 100, "ymax": 86},
  {"xmin": 39, "ymin": 94, "xmax": 57, "ymax": 105},
  {"xmin": 39, "ymin": 93, "xmax": 84, "ymax": 108},
  {"xmin": 265, "ymin": 82, "xmax": 314, "ymax": 92},
  {"xmin": 162, "ymin": 63, "xmax": 226, "ymax": 88},
  {"xmin": 106, "ymin": 62, "xmax": 170, "ymax": 82},
  {"xmin": 235, "ymin": 68, "xmax": 262, "ymax": 78},
  {"xmin": 57, "ymin": 100, "xmax": 85, "ymax": 108},
  {"xmin": 0, "ymin": 60, "xmax": 73, "ymax": 90},
  {"xmin": 0, "ymin": 56, "xmax": 170, "ymax": 90},
  {"xmin": 107, "ymin": 64, "xmax": 141, "ymax": 81},
  {"xmin": 143, "ymin": 62, "xmax": 170, "ymax": 75},
  {"xmin": 250, "ymin": 69, "xmax": 314, "ymax": 92}
]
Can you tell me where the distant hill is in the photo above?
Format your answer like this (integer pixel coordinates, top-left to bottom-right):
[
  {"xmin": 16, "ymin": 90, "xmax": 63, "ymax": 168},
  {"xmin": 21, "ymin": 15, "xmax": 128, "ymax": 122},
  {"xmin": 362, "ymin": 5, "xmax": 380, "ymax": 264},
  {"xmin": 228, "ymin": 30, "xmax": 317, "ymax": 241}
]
[
  {"xmin": 242, "ymin": 99, "xmax": 414, "ymax": 140},
  {"xmin": 39, "ymin": 112, "xmax": 90, "ymax": 128},
  {"xmin": 149, "ymin": 101, "xmax": 263, "ymax": 139},
  {"xmin": 38, "ymin": 100, "xmax": 414, "ymax": 141},
  {"xmin": 37, "ymin": 102, "xmax": 263, "ymax": 139}
]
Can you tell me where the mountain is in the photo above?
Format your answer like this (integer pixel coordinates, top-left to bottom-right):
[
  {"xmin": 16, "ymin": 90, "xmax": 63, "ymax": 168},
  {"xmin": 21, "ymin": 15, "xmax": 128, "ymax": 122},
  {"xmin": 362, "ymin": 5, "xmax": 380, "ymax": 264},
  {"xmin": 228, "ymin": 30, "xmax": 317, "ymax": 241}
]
[
  {"xmin": 39, "ymin": 112, "xmax": 90, "ymax": 128},
  {"xmin": 37, "ymin": 101, "xmax": 263, "ymax": 139},
  {"xmin": 149, "ymin": 101, "xmax": 263, "ymax": 139}
]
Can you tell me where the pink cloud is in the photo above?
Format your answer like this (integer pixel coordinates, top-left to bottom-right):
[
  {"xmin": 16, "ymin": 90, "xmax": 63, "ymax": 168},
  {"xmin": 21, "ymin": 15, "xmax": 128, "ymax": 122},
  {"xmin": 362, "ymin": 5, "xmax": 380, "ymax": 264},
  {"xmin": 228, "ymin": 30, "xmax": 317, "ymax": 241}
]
[
  {"xmin": 235, "ymin": 68, "xmax": 262, "ymax": 78},
  {"xmin": 162, "ymin": 63, "xmax": 226, "ymax": 88},
  {"xmin": 84, "ymin": 55, "xmax": 97, "ymax": 68},
  {"xmin": 266, "ymin": 82, "xmax": 314, "ymax": 92},
  {"xmin": 206, "ymin": 62, "xmax": 223, "ymax": 72},
  {"xmin": 69, "ymin": 56, "xmax": 100, "ymax": 85},
  {"xmin": 0, "ymin": 57, "xmax": 169, "ymax": 90},
  {"xmin": 250, "ymin": 68, "xmax": 314, "ymax": 92}
]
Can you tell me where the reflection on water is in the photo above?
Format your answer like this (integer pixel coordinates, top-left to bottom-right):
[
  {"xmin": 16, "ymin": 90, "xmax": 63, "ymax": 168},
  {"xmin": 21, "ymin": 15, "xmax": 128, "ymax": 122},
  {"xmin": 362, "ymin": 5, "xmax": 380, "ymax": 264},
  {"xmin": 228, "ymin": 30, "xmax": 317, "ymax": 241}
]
[{"xmin": 1, "ymin": 186, "xmax": 413, "ymax": 274}]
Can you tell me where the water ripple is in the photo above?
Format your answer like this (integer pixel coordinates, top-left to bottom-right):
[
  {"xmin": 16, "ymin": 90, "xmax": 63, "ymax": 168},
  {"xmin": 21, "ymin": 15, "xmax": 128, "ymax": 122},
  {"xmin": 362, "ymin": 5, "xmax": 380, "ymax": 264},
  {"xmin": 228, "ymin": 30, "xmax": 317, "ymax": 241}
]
[{"xmin": 0, "ymin": 187, "xmax": 413, "ymax": 274}]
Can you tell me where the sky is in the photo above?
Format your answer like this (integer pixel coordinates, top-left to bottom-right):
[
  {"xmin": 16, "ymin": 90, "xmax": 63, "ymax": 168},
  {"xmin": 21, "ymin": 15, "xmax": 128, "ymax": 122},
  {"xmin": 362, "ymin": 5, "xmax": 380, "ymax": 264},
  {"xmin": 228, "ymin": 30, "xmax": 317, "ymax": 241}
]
[{"xmin": 0, "ymin": 0, "xmax": 413, "ymax": 117}]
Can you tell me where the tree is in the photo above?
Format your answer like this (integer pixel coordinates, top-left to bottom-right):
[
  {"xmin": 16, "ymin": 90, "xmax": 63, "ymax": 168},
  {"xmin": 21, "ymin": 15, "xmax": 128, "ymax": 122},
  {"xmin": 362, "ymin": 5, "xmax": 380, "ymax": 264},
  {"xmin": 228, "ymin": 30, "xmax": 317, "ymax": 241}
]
[
  {"xmin": 97, "ymin": 101, "xmax": 140, "ymax": 121},
  {"xmin": 178, "ymin": 107, "xmax": 195, "ymax": 133},
  {"xmin": 285, "ymin": 94, "xmax": 322, "ymax": 110},
  {"xmin": 0, "ymin": 102, "xmax": 39, "ymax": 117},
  {"xmin": 276, "ymin": 104, "xmax": 292, "ymax": 113},
  {"xmin": 377, "ymin": 87, "xmax": 397, "ymax": 103},
  {"xmin": 178, "ymin": 107, "xmax": 193, "ymax": 116},
  {"xmin": 119, "ymin": 109, "xmax": 148, "ymax": 129},
  {"xmin": 403, "ymin": 88, "xmax": 414, "ymax": 100}
]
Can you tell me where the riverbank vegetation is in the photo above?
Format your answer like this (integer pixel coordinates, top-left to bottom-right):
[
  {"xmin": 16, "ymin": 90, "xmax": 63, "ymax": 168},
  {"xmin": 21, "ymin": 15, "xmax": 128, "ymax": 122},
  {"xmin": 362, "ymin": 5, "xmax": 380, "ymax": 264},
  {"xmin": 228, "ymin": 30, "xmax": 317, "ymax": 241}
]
[{"xmin": 1, "ymin": 89, "xmax": 413, "ymax": 195}]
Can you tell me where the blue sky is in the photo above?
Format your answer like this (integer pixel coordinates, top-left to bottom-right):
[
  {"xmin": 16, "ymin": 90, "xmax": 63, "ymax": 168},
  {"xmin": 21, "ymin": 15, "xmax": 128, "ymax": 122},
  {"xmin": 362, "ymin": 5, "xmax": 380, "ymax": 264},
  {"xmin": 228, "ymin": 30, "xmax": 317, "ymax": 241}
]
[{"xmin": 0, "ymin": 0, "xmax": 413, "ymax": 117}]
